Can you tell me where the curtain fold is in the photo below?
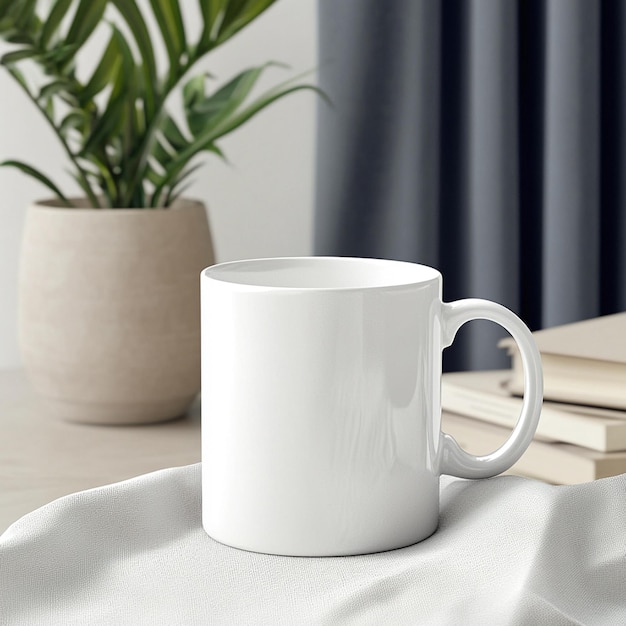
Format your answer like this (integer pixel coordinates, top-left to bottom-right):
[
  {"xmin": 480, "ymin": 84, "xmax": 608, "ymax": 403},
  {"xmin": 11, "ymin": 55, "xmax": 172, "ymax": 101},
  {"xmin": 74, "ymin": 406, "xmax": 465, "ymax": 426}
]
[
  {"xmin": 454, "ymin": 0, "xmax": 520, "ymax": 368},
  {"xmin": 542, "ymin": 0, "xmax": 600, "ymax": 327},
  {"xmin": 315, "ymin": 0, "xmax": 442, "ymax": 264},
  {"xmin": 601, "ymin": 1, "xmax": 626, "ymax": 313},
  {"xmin": 314, "ymin": 0, "xmax": 625, "ymax": 371}
]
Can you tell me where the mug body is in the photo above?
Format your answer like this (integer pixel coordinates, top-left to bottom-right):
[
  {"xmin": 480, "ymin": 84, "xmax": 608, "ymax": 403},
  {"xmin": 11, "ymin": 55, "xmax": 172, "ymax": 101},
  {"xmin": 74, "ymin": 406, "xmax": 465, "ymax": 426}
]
[{"xmin": 201, "ymin": 257, "xmax": 443, "ymax": 556}]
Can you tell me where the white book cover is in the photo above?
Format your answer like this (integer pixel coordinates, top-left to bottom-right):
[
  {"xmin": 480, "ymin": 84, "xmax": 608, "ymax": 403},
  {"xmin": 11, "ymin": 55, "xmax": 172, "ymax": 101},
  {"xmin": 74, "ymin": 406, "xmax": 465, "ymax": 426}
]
[{"xmin": 442, "ymin": 370, "xmax": 626, "ymax": 452}]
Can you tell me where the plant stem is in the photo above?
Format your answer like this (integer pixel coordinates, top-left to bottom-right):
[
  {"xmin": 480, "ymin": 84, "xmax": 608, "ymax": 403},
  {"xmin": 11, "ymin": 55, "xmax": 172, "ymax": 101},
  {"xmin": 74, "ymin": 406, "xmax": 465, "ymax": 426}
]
[
  {"xmin": 9, "ymin": 72, "xmax": 101, "ymax": 208},
  {"xmin": 125, "ymin": 55, "xmax": 206, "ymax": 207}
]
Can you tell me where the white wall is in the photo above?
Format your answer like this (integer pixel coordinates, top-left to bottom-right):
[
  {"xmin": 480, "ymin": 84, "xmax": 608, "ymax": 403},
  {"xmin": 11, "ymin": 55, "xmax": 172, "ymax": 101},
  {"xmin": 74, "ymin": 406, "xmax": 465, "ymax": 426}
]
[{"xmin": 0, "ymin": 0, "xmax": 318, "ymax": 369}]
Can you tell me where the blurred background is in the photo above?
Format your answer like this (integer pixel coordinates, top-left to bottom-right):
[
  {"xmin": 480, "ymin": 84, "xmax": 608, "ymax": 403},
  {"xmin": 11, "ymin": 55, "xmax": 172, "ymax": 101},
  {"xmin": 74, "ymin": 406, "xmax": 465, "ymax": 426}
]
[
  {"xmin": 0, "ymin": 0, "xmax": 318, "ymax": 369},
  {"xmin": 3, "ymin": 0, "xmax": 626, "ymax": 373}
]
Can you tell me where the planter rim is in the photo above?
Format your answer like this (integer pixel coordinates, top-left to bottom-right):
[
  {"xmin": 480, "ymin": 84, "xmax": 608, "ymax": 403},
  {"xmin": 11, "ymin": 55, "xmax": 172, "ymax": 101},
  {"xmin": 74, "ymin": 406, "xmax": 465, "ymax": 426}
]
[{"xmin": 30, "ymin": 196, "xmax": 205, "ymax": 214}]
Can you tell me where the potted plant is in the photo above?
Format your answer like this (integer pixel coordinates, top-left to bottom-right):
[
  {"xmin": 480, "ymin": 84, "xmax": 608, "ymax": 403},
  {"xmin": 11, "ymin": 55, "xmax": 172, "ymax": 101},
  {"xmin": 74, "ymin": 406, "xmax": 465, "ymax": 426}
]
[{"xmin": 0, "ymin": 0, "xmax": 318, "ymax": 424}]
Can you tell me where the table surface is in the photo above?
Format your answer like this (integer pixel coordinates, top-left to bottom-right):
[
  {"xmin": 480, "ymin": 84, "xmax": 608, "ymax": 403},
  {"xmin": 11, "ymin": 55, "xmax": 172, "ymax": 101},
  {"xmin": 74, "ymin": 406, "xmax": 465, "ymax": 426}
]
[{"xmin": 0, "ymin": 369, "xmax": 201, "ymax": 533}]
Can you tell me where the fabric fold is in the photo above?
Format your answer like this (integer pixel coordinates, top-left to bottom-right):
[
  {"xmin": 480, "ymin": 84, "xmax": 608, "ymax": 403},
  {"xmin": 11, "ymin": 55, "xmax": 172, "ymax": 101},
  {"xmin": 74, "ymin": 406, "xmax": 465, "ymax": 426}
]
[{"xmin": 1, "ymin": 464, "xmax": 625, "ymax": 625}]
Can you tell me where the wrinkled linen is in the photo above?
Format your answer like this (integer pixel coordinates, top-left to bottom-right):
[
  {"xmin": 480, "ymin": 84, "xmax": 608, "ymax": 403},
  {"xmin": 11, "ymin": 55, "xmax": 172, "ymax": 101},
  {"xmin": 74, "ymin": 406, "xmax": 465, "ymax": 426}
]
[{"xmin": 1, "ymin": 464, "xmax": 625, "ymax": 625}]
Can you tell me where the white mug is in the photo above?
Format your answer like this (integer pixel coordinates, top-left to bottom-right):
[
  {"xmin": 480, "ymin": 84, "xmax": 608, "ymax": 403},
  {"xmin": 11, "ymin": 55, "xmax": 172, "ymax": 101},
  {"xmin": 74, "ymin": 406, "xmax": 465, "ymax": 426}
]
[{"xmin": 201, "ymin": 257, "xmax": 543, "ymax": 556}]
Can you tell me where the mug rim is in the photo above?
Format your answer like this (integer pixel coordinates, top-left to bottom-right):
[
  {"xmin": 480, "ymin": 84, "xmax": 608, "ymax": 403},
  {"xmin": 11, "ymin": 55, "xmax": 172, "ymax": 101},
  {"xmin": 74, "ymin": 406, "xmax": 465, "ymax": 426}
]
[{"xmin": 202, "ymin": 256, "xmax": 442, "ymax": 291}]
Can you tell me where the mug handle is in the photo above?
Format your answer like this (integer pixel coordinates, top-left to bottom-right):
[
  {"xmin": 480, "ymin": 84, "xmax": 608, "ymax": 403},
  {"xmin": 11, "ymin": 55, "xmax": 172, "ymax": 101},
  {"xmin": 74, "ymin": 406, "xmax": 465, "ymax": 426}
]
[{"xmin": 439, "ymin": 298, "xmax": 543, "ymax": 479}]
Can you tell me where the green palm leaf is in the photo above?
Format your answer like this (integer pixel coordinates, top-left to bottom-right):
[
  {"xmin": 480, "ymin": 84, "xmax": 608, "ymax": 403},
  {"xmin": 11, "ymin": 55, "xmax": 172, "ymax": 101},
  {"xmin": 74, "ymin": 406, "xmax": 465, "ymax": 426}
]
[
  {"xmin": 78, "ymin": 32, "xmax": 121, "ymax": 105},
  {"xmin": 148, "ymin": 0, "xmax": 186, "ymax": 74},
  {"xmin": 162, "ymin": 114, "xmax": 191, "ymax": 151},
  {"xmin": 3, "ymin": 0, "xmax": 31, "ymax": 24},
  {"xmin": 0, "ymin": 0, "xmax": 321, "ymax": 208},
  {"xmin": 39, "ymin": 0, "xmax": 73, "ymax": 49},
  {"xmin": 39, "ymin": 79, "xmax": 72, "ymax": 101},
  {"xmin": 65, "ymin": 0, "xmax": 107, "ymax": 50},
  {"xmin": 109, "ymin": 0, "xmax": 157, "ymax": 119},
  {"xmin": 151, "ymin": 81, "xmax": 321, "ymax": 205},
  {"xmin": 217, "ymin": 0, "xmax": 277, "ymax": 44},
  {"xmin": 163, "ymin": 168, "xmax": 201, "ymax": 205},
  {"xmin": 13, "ymin": 0, "xmax": 37, "ymax": 31},
  {"xmin": 197, "ymin": 0, "xmax": 227, "ymax": 52},
  {"xmin": 59, "ymin": 110, "xmax": 87, "ymax": 137},
  {"xmin": 79, "ymin": 26, "xmax": 132, "ymax": 158},
  {"xmin": 0, "ymin": 0, "xmax": 15, "ymax": 16},
  {"xmin": 0, "ymin": 159, "xmax": 69, "ymax": 204},
  {"xmin": 0, "ymin": 48, "xmax": 39, "ymax": 64},
  {"xmin": 183, "ymin": 64, "xmax": 275, "ymax": 136}
]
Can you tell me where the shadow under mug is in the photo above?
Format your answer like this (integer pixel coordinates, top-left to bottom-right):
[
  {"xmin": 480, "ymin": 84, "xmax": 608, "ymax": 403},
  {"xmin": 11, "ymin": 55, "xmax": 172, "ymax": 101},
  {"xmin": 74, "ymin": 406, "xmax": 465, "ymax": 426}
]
[{"xmin": 200, "ymin": 257, "xmax": 543, "ymax": 556}]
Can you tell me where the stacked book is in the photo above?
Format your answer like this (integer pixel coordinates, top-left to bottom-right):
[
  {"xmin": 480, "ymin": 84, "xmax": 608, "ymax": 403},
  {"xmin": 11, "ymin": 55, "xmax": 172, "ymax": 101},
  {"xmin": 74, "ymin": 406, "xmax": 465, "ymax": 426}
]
[{"xmin": 441, "ymin": 312, "xmax": 626, "ymax": 484}]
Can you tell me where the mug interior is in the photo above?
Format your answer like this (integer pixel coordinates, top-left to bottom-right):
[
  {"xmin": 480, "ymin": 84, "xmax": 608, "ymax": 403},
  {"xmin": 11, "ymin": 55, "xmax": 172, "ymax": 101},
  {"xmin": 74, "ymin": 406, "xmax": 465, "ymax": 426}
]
[{"xmin": 203, "ymin": 257, "xmax": 440, "ymax": 289}]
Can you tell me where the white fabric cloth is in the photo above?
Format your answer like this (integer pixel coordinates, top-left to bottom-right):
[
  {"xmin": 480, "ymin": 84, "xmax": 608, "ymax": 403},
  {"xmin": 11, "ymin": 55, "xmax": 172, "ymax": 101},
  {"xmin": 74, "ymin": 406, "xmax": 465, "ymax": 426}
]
[{"xmin": 1, "ymin": 464, "xmax": 625, "ymax": 625}]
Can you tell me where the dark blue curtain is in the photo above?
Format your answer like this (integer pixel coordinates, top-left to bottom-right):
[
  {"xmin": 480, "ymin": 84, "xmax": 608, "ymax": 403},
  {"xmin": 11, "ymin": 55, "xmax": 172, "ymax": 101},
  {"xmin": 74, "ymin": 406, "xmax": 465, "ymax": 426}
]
[{"xmin": 314, "ymin": 0, "xmax": 626, "ymax": 371}]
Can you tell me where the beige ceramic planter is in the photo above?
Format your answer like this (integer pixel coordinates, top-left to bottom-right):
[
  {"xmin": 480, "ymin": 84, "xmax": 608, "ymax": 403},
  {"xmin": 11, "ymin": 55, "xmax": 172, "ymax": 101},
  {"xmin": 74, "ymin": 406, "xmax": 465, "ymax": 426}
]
[{"xmin": 18, "ymin": 198, "xmax": 215, "ymax": 424}]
